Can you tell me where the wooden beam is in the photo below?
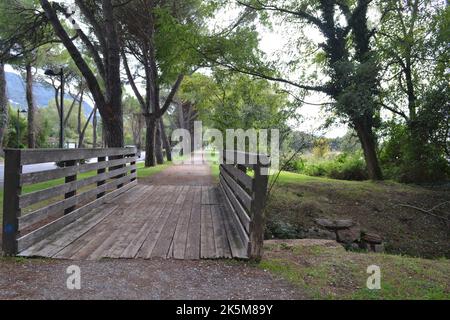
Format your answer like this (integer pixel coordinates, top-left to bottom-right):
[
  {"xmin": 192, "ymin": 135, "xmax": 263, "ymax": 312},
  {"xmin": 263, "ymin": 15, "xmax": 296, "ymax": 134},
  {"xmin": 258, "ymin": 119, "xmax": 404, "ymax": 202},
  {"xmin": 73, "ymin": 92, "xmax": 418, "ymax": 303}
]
[{"xmin": 2, "ymin": 150, "xmax": 22, "ymax": 255}]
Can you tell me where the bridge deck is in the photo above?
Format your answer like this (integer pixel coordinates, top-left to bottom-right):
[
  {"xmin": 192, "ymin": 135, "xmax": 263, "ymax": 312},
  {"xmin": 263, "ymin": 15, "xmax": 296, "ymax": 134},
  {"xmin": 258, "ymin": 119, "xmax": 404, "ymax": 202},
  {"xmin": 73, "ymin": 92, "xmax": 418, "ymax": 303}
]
[{"xmin": 18, "ymin": 184, "xmax": 249, "ymax": 260}]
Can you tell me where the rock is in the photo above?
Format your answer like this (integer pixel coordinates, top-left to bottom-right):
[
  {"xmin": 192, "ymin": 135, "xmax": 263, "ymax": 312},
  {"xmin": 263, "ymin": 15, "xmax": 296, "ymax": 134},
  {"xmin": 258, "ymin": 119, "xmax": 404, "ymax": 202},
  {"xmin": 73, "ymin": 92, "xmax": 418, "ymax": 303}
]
[
  {"xmin": 336, "ymin": 226, "xmax": 361, "ymax": 244},
  {"xmin": 372, "ymin": 244, "xmax": 384, "ymax": 253},
  {"xmin": 362, "ymin": 232, "xmax": 382, "ymax": 244},
  {"xmin": 303, "ymin": 227, "xmax": 337, "ymax": 241},
  {"xmin": 315, "ymin": 218, "xmax": 354, "ymax": 230}
]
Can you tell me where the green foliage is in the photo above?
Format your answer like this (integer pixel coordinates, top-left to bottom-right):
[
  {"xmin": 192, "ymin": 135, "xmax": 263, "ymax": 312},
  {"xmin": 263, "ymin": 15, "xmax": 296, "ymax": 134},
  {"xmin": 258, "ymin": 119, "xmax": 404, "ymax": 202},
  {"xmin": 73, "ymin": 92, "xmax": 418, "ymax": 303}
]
[
  {"xmin": 287, "ymin": 152, "xmax": 368, "ymax": 181},
  {"xmin": 380, "ymin": 122, "xmax": 450, "ymax": 183}
]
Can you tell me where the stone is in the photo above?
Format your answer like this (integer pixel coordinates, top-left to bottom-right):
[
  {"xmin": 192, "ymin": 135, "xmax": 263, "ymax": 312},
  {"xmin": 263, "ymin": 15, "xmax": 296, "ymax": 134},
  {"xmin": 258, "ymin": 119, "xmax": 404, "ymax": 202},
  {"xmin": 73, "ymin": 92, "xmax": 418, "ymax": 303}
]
[
  {"xmin": 315, "ymin": 218, "xmax": 354, "ymax": 230},
  {"xmin": 303, "ymin": 227, "xmax": 337, "ymax": 241},
  {"xmin": 362, "ymin": 232, "xmax": 382, "ymax": 244},
  {"xmin": 336, "ymin": 226, "xmax": 361, "ymax": 244},
  {"xmin": 372, "ymin": 244, "xmax": 384, "ymax": 253}
]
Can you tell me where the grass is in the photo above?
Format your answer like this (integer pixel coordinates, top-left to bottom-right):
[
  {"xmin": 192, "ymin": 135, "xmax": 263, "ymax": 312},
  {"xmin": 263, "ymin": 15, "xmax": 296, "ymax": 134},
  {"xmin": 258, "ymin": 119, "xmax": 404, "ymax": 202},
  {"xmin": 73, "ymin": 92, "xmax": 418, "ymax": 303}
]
[{"xmin": 260, "ymin": 240, "xmax": 450, "ymax": 300}]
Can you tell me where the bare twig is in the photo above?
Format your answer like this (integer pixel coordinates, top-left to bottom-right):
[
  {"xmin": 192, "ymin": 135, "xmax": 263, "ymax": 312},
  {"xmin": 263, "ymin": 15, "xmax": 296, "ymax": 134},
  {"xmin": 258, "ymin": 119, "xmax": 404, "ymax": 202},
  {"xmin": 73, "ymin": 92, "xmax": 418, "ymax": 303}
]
[{"xmin": 396, "ymin": 203, "xmax": 450, "ymax": 222}]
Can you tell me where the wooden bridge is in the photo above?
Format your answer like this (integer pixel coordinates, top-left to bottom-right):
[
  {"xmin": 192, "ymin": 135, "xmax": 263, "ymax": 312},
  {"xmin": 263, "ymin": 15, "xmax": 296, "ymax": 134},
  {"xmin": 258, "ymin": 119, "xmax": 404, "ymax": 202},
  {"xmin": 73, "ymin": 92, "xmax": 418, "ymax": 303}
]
[{"xmin": 2, "ymin": 148, "xmax": 269, "ymax": 260}]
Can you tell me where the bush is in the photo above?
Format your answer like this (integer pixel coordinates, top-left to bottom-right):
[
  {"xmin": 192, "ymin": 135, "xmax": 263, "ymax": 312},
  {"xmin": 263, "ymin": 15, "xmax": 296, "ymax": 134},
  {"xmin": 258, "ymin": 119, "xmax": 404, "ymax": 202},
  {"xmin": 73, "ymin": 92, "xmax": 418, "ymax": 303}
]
[{"xmin": 296, "ymin": 153, "xmax": 368, "ymax": 181}]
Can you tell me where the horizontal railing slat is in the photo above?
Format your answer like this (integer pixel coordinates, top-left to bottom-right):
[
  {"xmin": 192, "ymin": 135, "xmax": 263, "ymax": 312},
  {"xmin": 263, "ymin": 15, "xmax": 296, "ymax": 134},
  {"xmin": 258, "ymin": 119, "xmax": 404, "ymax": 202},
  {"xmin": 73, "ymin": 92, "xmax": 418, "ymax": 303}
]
[
  {"xmin": 18, "ymin": 172, "xmax": 137, "ymax": 230},
  {"xmin": 20, "ymin": 156, "xmax": 136, "ymax": 186},
  {"xmin": 19, "ymin": 165, "xmax": 136, "ymax": 209},
  {"xmin": 221, "ymin": 164, "xmax": 253, "ymax": 191},
  {"xmin": 219, "ymin": 175, "xmax": 250, "ymax": 233},
  {"xmin": 17, "ymin": 177, "xmax": 138, "ymax": 251},
  {"xmin": 18, "ymin": 147, "xmax": 136, "ymax": 165},
  {"xmin": 220, "ymin": 165, "xmax": 252, "ymax": 212}
]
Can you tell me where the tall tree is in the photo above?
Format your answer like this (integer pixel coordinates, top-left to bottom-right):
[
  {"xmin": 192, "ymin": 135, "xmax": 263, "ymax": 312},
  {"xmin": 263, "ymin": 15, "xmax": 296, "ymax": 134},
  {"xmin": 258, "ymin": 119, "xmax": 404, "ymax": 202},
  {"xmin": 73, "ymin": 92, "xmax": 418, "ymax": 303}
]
[
  {"xmin": 40, "ymin": 0, "xmax": 124, "ymax": 147},
  {"xmin": 225, "ymin": 0, "xmax": 384, "ymax": 179},
  {"xmin": 376, "ymin": 0, "xmax": 449, "ymax": 181}
]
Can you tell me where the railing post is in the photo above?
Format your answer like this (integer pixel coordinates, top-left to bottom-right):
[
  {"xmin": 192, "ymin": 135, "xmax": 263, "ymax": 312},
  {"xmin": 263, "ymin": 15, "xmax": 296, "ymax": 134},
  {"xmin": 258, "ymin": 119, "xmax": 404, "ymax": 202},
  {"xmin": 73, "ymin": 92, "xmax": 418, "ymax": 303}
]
[
  {"xmin": 2, "ymin": 150, "xmax": 22, "ymax": 255},
  {"xmin": 97, "ymin": 156, "xmax": 106, "ymax": 198},
  {"xmin": 248, "ymin": 163, "xmax": 269, "ymax": 260},
  {"xmin": 130, "ymin": 150, "xmax": 137, "ymax": 182},
  {"xmin": 64, "ymin": 160, "xmax": 77, "ymax": 214}
]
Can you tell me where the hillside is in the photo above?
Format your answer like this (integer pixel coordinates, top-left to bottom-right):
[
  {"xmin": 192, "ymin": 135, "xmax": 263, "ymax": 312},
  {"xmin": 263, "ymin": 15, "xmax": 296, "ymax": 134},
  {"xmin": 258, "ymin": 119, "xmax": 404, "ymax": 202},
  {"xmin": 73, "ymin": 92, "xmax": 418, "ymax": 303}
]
[{"xmin": 5, "ymin": 71, "xmax": 93, "ymax": 116}]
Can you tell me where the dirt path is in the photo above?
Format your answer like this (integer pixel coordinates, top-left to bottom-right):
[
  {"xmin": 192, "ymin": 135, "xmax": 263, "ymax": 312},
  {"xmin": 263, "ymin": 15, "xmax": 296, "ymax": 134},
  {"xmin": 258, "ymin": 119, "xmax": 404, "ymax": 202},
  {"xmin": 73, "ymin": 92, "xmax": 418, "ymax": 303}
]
[
  {"xmin": 141, "ymin": 152, "xmax": 215, "ymax": 186},
  {"xmin": 0, "ymin": 258, "xmax": 303, "ymax": 300}
]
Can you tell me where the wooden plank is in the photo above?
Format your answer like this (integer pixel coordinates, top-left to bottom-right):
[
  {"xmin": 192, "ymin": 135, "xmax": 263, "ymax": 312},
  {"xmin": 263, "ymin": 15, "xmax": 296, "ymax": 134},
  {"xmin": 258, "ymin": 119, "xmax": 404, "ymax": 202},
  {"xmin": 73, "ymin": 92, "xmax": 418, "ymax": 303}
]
[
  {"xmin": 19, "ymin": 165, "xmax": 135, "ymax": 208},
  {"xmin": 221, "ymin": 164, "xmax": 253, "ymax": 191},
  {"xmin": 107, "ymin": 186, "xmax": 179, "ymax": 258},
  {"xmin": 208, "ymin": 187, "xmax": 219, "ymax": 205},
  {"xmin": 19, "ymin": 204, "xmax": 118, "ymax": 258},
  {"xmin": 18, "ymin": 172, "xmax": 136, "ymax": 230},
  {"xmin": 142, "ymin": 187, "xmax": 192, "ymax": 259},
  {"xmin": 19, "ymin": 147, "xmax": 136, "ymax": 165},
  {"xmin": 59, "ymin": 188, "xmax": 148, "ymax": 260},
  {"xmin": 184, "ymin": 187, "xmax": 202, "ymax": 260},
  {"xmin": 172, "ymin": 186, "xmax": 193, "ymax": 259},
  {"xmin": 64, "ymin": 160, "xmax": 77, "ymax": 214},
  {"xmin": 2, "ymin": 149, "xmax": 21, "ymax": 255},
  {"xmin": 201, "ymin": 186, "xmax": 210, "ymax": 205},
  {"xmin": 248, "ymin": 165, "xmax": 269, "ymax": 260},
  {"xmin": 200, "ymin": 205, "xmax": 216, "ymax": 259},
  {"xmin": 220, "ymin": 165, "xmax": 252, "ymax": 211},
  {"xmin": 17, "ymin": 176, "xmax": 137, "ymax": 251},
  {"xmin": 219, "ymin": 176, "xmax": 251, "ymax": 233},
  {"xmin": 216, "ymin": 201, "xmax": 248, "ymax": 259},
  {"xmin": 120, "ymin": 187, "xmax": 178, "ymax": 258},
  {"xmin": 219, "ymin": 182, "xmax": 249, "ymax": 251},
  {"xmin": 210, "ymin": 205, "xmax": 231, "ymax": 258},
  {"xmin": 20, "ymin": 156, "xmax": 136, "ymax": 186}
]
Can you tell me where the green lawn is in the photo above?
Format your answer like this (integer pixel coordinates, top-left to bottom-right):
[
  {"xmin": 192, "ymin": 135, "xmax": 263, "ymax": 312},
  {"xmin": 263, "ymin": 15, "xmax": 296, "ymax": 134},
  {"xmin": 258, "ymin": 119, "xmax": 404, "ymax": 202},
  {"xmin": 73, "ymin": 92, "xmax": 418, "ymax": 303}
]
[{"xmin": 259, "ymin": 240, "xmax": 450, "ymax": 300}]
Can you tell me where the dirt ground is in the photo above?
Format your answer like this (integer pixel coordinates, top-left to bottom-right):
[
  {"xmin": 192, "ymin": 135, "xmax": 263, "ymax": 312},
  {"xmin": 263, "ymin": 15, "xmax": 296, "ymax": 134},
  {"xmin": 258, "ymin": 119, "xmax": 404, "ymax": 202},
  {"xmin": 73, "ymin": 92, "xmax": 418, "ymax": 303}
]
[
  {"xmin": 0, "ymin": 258, "xmax": 303, "ymax": 300},
  {"xmin": 266, "ymin": 179, "xmax": 450, "ymax": 258}
]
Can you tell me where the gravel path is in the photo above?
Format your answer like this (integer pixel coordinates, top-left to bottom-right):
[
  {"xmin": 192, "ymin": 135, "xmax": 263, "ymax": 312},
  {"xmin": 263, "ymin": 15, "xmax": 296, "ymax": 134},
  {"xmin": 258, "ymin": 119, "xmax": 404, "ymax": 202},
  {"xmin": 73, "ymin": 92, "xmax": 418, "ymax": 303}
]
[{"xmin": 0, "ymin": 258, "xmax": 304, "ymax": 300}]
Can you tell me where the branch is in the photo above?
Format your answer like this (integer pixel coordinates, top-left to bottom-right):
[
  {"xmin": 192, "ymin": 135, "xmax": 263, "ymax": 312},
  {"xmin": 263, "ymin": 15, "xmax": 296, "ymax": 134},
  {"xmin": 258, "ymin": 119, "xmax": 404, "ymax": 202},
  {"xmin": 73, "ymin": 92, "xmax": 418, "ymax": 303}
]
[
  {"xmin": 158, "ymin": 74, "xmax": 185, "ymax": 117},
  {"xmin": 121, "ymin": 48, "xmax": 146, "ymax": 111}
]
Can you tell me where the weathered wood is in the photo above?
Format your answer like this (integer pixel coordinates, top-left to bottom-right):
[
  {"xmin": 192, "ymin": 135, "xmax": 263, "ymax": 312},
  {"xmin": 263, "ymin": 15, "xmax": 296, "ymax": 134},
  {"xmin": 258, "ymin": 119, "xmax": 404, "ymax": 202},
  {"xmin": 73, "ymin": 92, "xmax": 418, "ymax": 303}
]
[
  {"xmin": 220, "ymin": 165, "xmax": 252, "ymax": 211},
  {"xmin": 172, "ymin": 186, "xmax": 193, "ymax": 259},
  {"xmin": 221, "ymin": 164, "xmax": 253, "ymax": 191},
  {"xmin": 17, "ymin": 175, "xmax": 137, "ymax": 251},
  {"xmin": 20, "ymin": 156, "xmax": 136, "ymax": 186},
  {"xmin": 64, "ymin": 160, "xmax": 77, "ymax": 214},
  {"xmin": 185, "ymin": 187, "xmax": 202, "ymax": 259},
  {"xmin": 97, "ymin": 156, "xmax": 107, "ymax": 199},
  {"xmin": 200, "ymin": 205, "xmax": 216, "ymax": 258},
  {"xmin": 210, "ymin": 204, "xmax": 232, "ymax": 258},
  {"xmin": 2, "ymin": 150, "xmax": 22, "ymax": 255},
  {"xmin": 219, "ymin": 182, "xmax": 249, "ymax": 247},
  {"xmin": 18, "ymin": 165, "xmax": 135, "ymax": 208},
  {"xmin": 248, "ymin": 165, "xmax": 269, "ymax": 260},
  {"xmin": 19, "ymin": 147, "xmax": 136, "ymax": 165},
  {"xmin": 219, "ymin": 176, "xmax": 251, "ymax": 233}
]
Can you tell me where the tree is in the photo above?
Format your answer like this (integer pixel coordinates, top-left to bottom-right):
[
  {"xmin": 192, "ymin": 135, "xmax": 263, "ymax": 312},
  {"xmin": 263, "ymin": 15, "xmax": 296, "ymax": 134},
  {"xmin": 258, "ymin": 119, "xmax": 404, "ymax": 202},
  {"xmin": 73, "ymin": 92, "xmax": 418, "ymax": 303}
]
[
  {"xmin": 376, "ymin": 0, "xmax": 449, "ymax": 182},
  {"xmin": 118, "ymin": 0, "xmax": 216, "ymax": 166},
  {"xmin": 0, "ymin": 0, "xmax": 54, "ymax": 150},
  {"xmin": 0, "ymin": 61, "xmax": 7, "ymax": 152},
  {"xmin": 223, "ymin": 0, "xmax": 384, "ymax": 179},
  {"xmin": 40, "ymin": 0, "xmax": 124, "ymax": 147}
]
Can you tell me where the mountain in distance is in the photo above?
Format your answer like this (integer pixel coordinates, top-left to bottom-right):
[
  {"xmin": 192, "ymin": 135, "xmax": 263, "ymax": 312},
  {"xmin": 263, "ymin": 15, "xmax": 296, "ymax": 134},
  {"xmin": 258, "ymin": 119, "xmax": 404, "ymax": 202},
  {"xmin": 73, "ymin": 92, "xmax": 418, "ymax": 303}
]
[{"xmin": 5, "ymin": 71, "xmax": 93, "ymax": 117}]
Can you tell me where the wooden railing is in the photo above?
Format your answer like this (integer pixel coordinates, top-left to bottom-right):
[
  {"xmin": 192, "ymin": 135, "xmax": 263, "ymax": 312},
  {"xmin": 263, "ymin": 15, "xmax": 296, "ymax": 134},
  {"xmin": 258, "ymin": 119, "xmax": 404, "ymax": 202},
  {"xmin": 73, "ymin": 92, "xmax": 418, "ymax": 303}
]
[
  {"xmin": 219, "ymin": 150, "xmax": 270, "ymax": 260},
  {"xmin": 2, "ymin": 147, "xmax": 138, "ymax": 255}
]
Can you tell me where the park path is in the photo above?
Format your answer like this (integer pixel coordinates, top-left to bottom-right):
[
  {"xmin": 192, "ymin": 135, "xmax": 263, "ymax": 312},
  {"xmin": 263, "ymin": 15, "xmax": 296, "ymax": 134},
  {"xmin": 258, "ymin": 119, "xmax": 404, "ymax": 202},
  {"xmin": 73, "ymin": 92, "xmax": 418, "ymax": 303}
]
[{"xmin": 141, "ymin": 151, "xmax": 215, "ymax": 186}]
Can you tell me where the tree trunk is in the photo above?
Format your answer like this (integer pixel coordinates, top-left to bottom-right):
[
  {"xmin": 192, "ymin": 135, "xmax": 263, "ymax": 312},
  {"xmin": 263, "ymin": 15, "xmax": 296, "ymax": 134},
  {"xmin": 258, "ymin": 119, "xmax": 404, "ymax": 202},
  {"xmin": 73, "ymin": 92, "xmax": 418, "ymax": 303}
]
[
  {"xmin": 102, "ymin": 108, "xmax": 124, "ymax": 147},
  {"xmin": 145, "ymin": 115, "xmax": 157, "ymax": 167},
  {"xmin": 25, "ymin": 63, "xmax": 36, "ymax": 149},
  {"xmin": 354, "ymin": 119, "xmax": 383, "ymax": 180},
  {"xmin": 0, "ymin": 61, "xmax": 8, "ymax": 153},
  {"xmin": 77, "ymin": 91, "xmax": 83, "ymax": 147},
  {"xmin": 93, "ymin": 107, "xmax": 97, "ymax": 148},
  {"xmin": 155, "ymin": 121, "xmax": 164, "ymax": 164},
  {"xmin": 160, "ymin": 119, "xmax": 172, "ymax": 161}
]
